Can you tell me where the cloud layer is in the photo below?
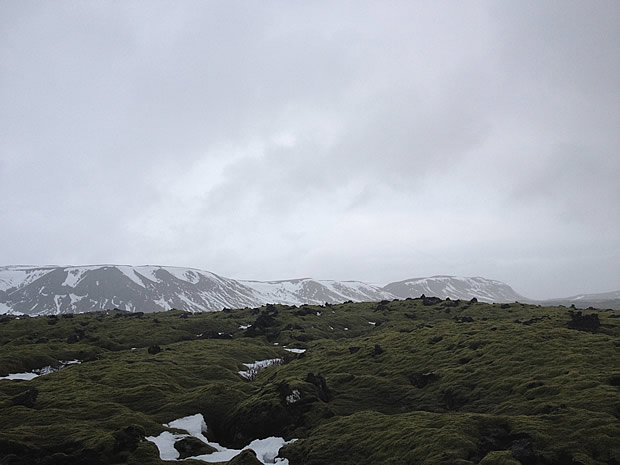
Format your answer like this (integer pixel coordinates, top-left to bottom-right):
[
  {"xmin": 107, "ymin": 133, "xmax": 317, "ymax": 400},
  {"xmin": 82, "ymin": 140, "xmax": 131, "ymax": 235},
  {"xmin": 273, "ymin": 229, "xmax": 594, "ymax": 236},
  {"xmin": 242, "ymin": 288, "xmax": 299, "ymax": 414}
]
[{"xmin": 1, "ymin": 1, "xmax": 619, "ymax": 299}]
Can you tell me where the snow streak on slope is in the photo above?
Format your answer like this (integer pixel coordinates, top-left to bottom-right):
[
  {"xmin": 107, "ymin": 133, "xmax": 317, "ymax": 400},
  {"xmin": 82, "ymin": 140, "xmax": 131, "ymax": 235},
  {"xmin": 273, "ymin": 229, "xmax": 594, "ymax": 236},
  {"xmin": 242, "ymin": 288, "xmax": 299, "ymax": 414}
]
[
  {"xmin": 0, "ymin": 266, "xmax": 56, "ymax": 292},
  {"xmin": 62, "ymin": 266, "xmax": 103, "ymax": 287},
  {"xmin": 116, "ymin": 266, "xmax": 148, "ymax": 286}
]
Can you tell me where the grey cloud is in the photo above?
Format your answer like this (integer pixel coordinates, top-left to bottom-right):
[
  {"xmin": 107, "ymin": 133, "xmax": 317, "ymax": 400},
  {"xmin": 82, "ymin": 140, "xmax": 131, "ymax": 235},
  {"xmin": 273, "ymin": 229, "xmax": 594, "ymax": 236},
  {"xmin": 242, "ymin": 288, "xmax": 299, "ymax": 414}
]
[
  {"xmin": 1, "ymin": 1, "xmax": 618, "ymax": 299},
  {"xmin": 492, "ymin": 0, "xmax": 620, "ymax": 94}
]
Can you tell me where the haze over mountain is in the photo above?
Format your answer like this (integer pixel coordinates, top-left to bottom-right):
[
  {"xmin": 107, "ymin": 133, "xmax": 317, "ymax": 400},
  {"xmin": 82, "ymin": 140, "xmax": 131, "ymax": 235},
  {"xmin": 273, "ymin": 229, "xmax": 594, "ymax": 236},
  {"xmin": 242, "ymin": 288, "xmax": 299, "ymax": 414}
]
[
  {"xmin": 1, "ymin": 265, "xmax": 617, "ymax": 316},
  {"xmin": 543, "ymin": 290, "xmax": 620, "ymax": 313}
]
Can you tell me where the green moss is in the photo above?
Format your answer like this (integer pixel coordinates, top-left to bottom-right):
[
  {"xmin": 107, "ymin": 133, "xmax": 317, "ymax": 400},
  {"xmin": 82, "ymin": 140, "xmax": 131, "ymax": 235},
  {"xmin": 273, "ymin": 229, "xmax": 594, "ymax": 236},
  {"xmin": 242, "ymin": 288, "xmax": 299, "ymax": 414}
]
[
  {"xmin": 0, "ymin": 302, "xmax": 618, "ymax": 464},
  {"xmin": 479, "ymin": 450, "xmax": 520, "ymax": 465}
]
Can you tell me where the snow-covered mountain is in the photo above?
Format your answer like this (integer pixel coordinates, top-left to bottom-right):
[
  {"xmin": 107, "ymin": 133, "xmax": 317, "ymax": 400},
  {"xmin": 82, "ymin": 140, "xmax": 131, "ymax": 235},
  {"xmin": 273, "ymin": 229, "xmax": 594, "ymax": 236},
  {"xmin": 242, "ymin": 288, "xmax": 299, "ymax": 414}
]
[
  {"xmin": 383, "ymin": 275, "xmax": 527, "ymax": 303},
  {"xmin": 0, "ymin": 265, "xmax": 260, "ymax": 315},
  {"xmin": 0, "ymin": 265, "xmax": 394, "ymax": 316},
  {"xmin": 3, "ymin": 265, "xmax": 612, "ymax": 315}
]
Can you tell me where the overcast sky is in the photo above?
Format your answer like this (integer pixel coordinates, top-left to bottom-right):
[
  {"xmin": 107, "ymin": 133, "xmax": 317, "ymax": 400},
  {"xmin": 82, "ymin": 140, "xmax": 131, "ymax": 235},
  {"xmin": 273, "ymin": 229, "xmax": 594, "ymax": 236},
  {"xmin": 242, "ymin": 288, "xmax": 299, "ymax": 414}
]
[{"xmin": 1, "ymin": 1, "xmax": 619, "ymax": 299}]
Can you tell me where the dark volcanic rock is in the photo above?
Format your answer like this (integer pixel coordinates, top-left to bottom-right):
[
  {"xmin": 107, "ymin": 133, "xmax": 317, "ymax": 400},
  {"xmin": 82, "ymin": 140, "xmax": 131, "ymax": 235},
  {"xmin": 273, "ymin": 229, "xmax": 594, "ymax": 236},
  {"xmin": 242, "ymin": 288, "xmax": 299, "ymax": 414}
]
[
  {"xmin": 609, "ymin": 374, "xmax": 620, "ymax": 387},
  {"xmin": 113, "ymin": 425, "xmax": 145, "ymax": 453},
  {"xmin": 511, "ymin": 437, "xmax": 537, "ymax": 465},
  {"xmin": 147, "ymin": 345, "xmax": 162, "ymax": 354},
  {"xmin": 441, "ymin": 387, "xmax": 468, "ymax": 410},
  {"xmin": 306, "ymin": 373, "xmax": 330, "ymax": 402},
  {"xmin": 409, "ymin": 372, "xmax": 439, "ymax": 388},
  {"xmin": 245, "ymin": 311, "xmax": 278, "ymax": 337},
  {"xmin": 200, "ymin": 331, "xmax": 233, "ymax": 340},
  {"xmin": 521, "ymin": 315, "xmax": 549, "ymax": 326},
  {"xmin": 174, "ymin": 437, "xmax": 217, "ymax": 459},
  {"xmin": 567, "ymin": 311, "xmax": 600, "ymax": 332},
  {"xmin": 423, "ymin": 296, "xmax": 443, "ymax": 306},
  {"xmin": 473, "ymin": 425, "xmax": 536, "ymax": 465},
  {"xmin": 294, "ymin": 306, "xmax": 316, "ymax": 317}
]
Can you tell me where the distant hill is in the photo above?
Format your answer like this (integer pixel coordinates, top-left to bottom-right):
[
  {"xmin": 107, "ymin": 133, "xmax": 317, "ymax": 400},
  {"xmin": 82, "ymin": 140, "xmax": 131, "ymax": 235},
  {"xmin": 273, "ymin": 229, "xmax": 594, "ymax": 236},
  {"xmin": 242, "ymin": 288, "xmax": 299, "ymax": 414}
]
[
  {"xmin": 0, "ymin": 265, "xmax": 617, "ymax": 315},
  {"xmin": 383, "ymin": 275, "xmax": 526, "ymax": 303},
  {"xmin": 540, "ymin": 289, "xmax": 620, "ymax": 310},
  {"xmin": 0, "ymin": 265, "xmax": 395, "ymax": 315}
]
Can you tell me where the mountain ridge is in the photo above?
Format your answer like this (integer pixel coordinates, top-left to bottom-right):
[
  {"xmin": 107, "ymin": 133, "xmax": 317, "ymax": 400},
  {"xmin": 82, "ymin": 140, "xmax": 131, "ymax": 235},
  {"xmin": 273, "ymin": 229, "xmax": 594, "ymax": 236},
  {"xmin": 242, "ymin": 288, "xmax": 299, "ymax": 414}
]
[{"xmin": 1, "ymin": 264, "xmax": 617, "ymax": 315}]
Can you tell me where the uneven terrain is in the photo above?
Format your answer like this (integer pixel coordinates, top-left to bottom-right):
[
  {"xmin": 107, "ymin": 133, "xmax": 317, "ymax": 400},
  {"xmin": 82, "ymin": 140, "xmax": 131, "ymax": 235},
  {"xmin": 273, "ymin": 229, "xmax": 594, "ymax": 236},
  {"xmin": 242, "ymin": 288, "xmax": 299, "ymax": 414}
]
[{"xmin": 0, "ymin": 298, "xmax": 618, "ymax": 464}]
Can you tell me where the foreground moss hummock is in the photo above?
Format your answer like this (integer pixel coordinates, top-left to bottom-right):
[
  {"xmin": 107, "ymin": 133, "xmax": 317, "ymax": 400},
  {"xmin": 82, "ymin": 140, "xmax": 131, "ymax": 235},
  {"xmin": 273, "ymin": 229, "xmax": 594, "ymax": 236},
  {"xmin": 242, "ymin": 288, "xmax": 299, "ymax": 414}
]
[{"xmin": 0, "ymin": 298, "xmax": 618, "ymax": 464}]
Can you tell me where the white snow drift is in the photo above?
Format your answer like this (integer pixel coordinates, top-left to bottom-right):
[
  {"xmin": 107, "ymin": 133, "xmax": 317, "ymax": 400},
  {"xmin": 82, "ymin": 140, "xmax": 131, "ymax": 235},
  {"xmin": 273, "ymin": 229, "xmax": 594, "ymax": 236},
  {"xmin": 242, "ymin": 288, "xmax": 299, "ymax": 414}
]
[{"xmin": 146, "ymin": 413, "xmax": 295, "ymax": 464}]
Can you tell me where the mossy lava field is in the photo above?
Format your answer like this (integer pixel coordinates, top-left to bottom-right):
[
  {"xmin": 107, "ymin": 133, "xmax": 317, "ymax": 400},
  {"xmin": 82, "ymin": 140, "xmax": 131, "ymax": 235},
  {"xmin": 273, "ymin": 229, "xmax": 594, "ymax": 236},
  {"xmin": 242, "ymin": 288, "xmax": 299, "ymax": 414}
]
[{"xmin": 0, "ymin": 297, "xmax": 618, "ymax": 465}]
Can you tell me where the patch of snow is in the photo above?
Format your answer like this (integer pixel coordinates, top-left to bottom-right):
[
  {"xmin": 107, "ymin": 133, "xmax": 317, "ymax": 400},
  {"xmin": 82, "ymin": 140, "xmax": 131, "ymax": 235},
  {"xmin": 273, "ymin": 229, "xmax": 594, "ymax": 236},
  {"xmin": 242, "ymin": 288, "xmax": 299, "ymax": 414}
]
[
  {"xmin": 62, "ymin": 269, "xmax": 84, "ymax": 287},
  {"xmin": 286, "ymin": 389, "xmax": 301, "ymax": 405},
  {"xmin": 147, "ymin": 413, "xmax": 296, "ymax": 464},
  {"xmin": 62, "ymin": 359, "xmax": 81, "ymax": 366},
  {"xmin": 134, "ymin": 266, "xmax": 162, "ymax": 283},
  {"xmin": 193, "ymin": 448, "xmax": 240, "ymax": 463},
  {"xmin": 146, "ymin": 431, "xmax": 184, "ymax": 461},
  {"xmin": 344, "ymin": 327, "xmax": 349, "ymax": 331},
  {"xmin": 239, "ymin": 358, "xmax": 283, "ymax": 380},
  {"xmin": 0, "ymin": 372, "xmax": 39, "ymax": 381},
  {"xmin": 54, "ymin": 295, "xmax": 63, "ymax": 314},
  {"xmin": 316, "ymin": 311, "xmax": 322, "ymax": 316},
  {"xmin": 245, "ymin": 437, "xmax": 296, "ymax": 464},
  {"xmin": 0, "ymin": 360, "xmax": 80, "ymax": 381},
  {"xmin": 116, "ymin": 266, "xmax": 147, "ymax": 286},
  {"xmin": 166, "ymin": 413, "xmax": 209, "ymax": 443},
  {"xmin": 284, "ymin": 348, "xmax": 306, "ymax": 354},
  {"xmin": 154, "ymin": 297, "xmax": 171, "ymax": 310},
  {"xmin": 368, "ymin": 321, "xmax": 376, "ymax": 326},
  {"xmin": 69, "ymin": 294, "xmax": 84, "ymax": 305},
  {"xmin": 239, "ymin": 324, "xmax": 252, "ymax": 330}
]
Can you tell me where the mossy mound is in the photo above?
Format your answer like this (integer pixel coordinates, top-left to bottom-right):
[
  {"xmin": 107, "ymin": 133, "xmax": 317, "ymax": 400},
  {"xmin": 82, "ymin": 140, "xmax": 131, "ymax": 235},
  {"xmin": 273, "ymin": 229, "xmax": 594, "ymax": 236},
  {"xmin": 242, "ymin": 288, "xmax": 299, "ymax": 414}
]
[
  {"xmin": 174, "ymin": 437, "xmax": 217, "ymax": 459},
  {"xmin": 227, "ymin": 449, "xmax": 263, "ymax": 465}
]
